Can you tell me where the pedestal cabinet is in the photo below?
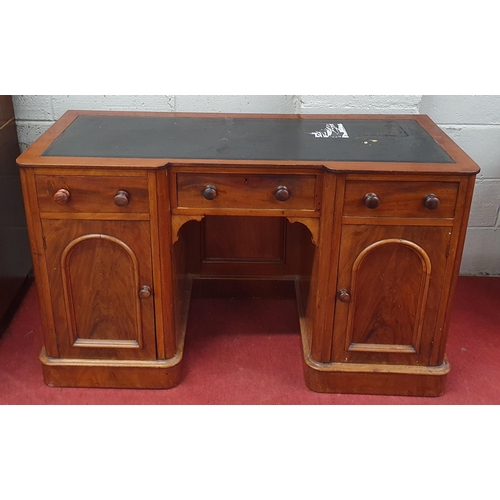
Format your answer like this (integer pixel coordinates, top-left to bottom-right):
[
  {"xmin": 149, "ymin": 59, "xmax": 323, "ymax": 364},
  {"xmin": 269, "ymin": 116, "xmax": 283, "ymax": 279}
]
[{"xmin": 17, "ymin": 111, "xmax": 479, "ymax": 396}]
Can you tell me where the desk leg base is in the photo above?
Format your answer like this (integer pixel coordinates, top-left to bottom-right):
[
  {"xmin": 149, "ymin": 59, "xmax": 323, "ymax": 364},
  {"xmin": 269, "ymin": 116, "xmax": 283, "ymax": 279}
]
[
  {"xmin": 302, "ymin": 357, "xmax": 450, "ymax": 397},
  {"xmin": 39, "ymin": 348, "xmax": 182, "ymax": 389}
]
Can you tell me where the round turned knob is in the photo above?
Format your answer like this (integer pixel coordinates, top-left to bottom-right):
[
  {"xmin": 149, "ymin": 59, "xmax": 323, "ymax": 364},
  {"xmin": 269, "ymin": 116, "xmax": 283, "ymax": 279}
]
[
  {"xmin": 275, "ymin": 186, "xmax": 290, "ymax": 202},
  {"xmin": 203, "ymin": 184, "xmax": 217, "ymax": 200},
  {"xmin": 338, "ymin": 289, "xmax": 351, "ymax": 303},
  {"xmin": 138, "ymin": 285, "xmax": 151, "ymax": 299},
  {"xmin": 363, "ymin": 193, "xmax": 380, "ymax": 209},
  {"xmin": 53, "ymin": 188, "xmax": 70, "ymax": 204},
  {"xmin": 423, "ymin": 193, "xmax": 440, "ymax": 210},
  {"xmin": 114, "ymin": 190, "xmax": 130, "ymax": 207}
]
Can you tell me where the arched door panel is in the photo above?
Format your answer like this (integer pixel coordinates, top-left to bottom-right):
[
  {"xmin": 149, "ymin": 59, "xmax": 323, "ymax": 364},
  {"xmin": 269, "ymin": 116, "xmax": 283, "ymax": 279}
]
[
  {"xmin": 332, "ymin": 225, "xmax": 451, "ymax": 365},
  {"xmin": 42, "ymin": 220, "xmax": 156, "ymax": 360}
]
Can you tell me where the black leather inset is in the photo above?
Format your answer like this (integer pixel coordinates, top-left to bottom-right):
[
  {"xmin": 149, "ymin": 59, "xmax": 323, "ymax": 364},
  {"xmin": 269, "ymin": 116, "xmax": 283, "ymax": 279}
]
[{"xmin": 42, "ymin": 116, "xmax": 455, "ymax": 164}]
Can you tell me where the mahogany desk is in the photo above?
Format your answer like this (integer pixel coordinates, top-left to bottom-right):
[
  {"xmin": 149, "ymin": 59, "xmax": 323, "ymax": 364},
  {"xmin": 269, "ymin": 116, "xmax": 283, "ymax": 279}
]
[{"xmin": 17, "ymin": 111, "xmax": 479, "ymax": 396}]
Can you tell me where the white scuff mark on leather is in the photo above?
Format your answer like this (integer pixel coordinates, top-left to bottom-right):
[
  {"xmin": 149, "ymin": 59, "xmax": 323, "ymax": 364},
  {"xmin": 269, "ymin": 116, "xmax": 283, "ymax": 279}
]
[{"xmin": 310, "ymin": 123, "xmax": 349, "ymax": 138}]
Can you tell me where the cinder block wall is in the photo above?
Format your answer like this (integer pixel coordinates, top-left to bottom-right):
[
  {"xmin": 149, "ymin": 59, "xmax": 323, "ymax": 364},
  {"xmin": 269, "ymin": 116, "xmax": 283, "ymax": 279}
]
[{"xmin": 12, "ymin": 95, "xmax": 500, "ymax": 276}]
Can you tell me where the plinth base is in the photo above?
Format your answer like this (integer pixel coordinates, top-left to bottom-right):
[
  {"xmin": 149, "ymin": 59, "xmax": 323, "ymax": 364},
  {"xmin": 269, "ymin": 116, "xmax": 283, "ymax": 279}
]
[
  {"xmin": 302, "ymin": 355, "xmax": 450, "ymax": 397},
  {"xmin": 39, "ymin": 348, "xmax": 182, "ymax": 389}
]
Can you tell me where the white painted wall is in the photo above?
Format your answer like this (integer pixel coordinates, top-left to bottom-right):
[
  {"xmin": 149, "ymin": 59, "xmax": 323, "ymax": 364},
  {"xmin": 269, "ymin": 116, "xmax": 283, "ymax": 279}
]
[
  {"xmin": 12, "ymin": 95, "xmax": 500, "ymax": 275},
  {"xmin": 175, "ymin": 95, "xmax": 298, "ymax": 114},
  {"xmin": 299, "ymin": 95, "xmax": 422, "ymax": 114}
]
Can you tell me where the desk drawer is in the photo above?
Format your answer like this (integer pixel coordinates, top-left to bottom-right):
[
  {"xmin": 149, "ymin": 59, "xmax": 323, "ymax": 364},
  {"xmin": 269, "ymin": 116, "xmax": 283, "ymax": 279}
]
[
  {"xmin": 343, "ymin": 180, "xmax": 459, "ymax": 219},
  {"xmin": 176, "ymin": 173, "xmax": 318, "ymax": 211},
  {"xmin": 35, "ymin": 174, "xmax": 150, "ymax": 214}
]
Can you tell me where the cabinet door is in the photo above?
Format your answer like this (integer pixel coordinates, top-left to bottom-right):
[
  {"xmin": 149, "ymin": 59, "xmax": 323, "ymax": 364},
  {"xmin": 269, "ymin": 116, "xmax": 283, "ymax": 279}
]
[
  {"xmin": 332, "ymin": 225, "xmax": 451, "ymax": 366},
  {"xmin": 42, "ymin": 219, "xmax": 156, "ymax": 360}
]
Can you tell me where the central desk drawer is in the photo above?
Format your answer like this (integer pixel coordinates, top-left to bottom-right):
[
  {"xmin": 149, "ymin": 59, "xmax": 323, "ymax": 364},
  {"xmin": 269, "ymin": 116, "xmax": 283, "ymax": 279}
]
[{"xmin": 176, "ymin": 173, "xmax": 318, "ymax": 211}]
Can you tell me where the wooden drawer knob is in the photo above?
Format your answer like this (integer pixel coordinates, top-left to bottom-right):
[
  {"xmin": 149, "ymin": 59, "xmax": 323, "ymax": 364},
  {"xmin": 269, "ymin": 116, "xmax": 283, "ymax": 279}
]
[
  {"xmin": 423, "ymin": 193, "xmax": 440, "ymax": 210},
  {"xmin": 138, "ymin": 285, "xmax": 151, "ymax": 299},
  {"xmin": 53, "ymin": 188, "xmax": 70, "ymax": 204},
  {"xmin": 363, "ymin": 192, "xmax": 380, "ymax": 209},
  {"xmin": 338, "ymin": 289, "xmax": 351, "ymax": 303},
  {"xmin": 114, "ymin": 190, "xmax": 130, "ymax": 207},
  {"xmin": 275, "ymin": 186, "xmax": 290, "ymax": 201},
  {"xmin": 203, "ymin": 184, "xmax": 217, "ymax": 200}
]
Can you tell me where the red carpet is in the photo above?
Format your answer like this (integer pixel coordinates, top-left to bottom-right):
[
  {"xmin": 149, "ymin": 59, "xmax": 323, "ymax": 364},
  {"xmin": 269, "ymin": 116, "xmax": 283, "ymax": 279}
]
[{"xmin": 1, "ymin": 276, "xmax": 499, "ymax": 404}]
